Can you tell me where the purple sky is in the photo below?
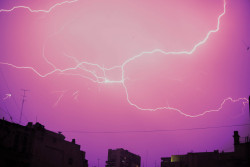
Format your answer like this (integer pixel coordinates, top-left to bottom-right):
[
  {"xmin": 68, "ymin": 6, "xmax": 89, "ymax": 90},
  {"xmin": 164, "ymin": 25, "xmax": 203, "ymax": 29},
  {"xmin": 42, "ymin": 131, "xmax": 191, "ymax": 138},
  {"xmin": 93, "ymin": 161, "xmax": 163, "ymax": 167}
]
[{"xmin": 0, "ymin": 0, "xmax": 250, "ymax": 166}]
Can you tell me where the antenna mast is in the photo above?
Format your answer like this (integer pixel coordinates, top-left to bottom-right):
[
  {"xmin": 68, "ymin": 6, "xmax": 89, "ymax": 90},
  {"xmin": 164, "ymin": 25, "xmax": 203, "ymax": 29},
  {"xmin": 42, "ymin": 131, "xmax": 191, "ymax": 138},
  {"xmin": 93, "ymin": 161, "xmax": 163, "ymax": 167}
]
[{"xmin": 19, "ymin": 89, "xmax": 29, "ymax": 124}]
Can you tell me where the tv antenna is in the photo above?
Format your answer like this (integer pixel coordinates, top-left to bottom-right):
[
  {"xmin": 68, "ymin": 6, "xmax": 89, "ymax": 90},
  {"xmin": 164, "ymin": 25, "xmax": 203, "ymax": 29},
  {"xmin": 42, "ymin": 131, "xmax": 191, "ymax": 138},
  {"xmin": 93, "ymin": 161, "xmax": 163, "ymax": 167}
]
[{"xmin": 19, "ymin": 89, "xmax": 29, "ymax": 124}]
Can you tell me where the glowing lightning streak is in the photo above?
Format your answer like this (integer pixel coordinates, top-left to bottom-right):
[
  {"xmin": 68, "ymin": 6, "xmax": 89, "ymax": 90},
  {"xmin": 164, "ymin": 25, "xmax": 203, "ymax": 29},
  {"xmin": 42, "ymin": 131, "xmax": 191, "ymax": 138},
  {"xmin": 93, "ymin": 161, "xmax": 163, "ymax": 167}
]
[
  {"xmin": 72, "ymin": 91, "xmax": 79, "ymax": 101},
  {"xmin": 120, "ymin": 0, "xmax": 228, "ymax": 113},
  {"xmin": 0, "ymin": 0, "xmax": 248, "ymax": 117},
  {"xmin": 53, "ymin": 90, "xmax": 67, "ymax": 107},
  {"xmin": 3, "ymin": 93, "xmax": 11, "ymax": 100},
  {"xmin": 0, "ymin": 0, "xmax": 79, "ymax": 13}
]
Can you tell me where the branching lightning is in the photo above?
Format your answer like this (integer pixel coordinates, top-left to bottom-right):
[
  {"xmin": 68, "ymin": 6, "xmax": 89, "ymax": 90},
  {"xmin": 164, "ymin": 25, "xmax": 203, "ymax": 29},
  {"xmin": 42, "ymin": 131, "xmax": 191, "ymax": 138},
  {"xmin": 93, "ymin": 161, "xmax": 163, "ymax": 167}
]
[
  {"xmin": 0, "ymin": 0, "xmax": 248, "ymax": 117},
  {"xmin": 0, "ymin": 0, "xmax": 79, "ymax": 13}
]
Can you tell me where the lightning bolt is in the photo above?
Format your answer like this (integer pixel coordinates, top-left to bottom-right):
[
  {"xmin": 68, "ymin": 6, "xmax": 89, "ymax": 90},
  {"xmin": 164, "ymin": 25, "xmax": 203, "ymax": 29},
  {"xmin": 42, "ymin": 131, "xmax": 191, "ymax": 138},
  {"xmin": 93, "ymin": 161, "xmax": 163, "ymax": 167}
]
[
  {"xmin": 3, "ymin": 93, "xmax": 11, "ymax": 100},
  {"xmin": 0, "ymin": 0, "xmax": 79, "ymax": 13},
  {"xmin": 53, "ymin": 90, "xmax": 67, "ymax": 107},
  {"xmin": 0, "ymin": 0, "xmax": 248, "ymax": 117},
  {"xmin": 72, "ymin": 90, "xmax": 79, "ymax": 101}
]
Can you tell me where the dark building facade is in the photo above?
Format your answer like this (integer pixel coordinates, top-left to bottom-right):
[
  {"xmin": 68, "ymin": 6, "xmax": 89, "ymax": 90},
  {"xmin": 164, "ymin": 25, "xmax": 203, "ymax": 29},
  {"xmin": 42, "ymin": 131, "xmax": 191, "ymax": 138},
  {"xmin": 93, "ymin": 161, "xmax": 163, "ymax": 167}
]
[
  {"xmin": 161, "ymin": 131, "xmax": 250, "ymax": 167},
  {"xmin": 106, "ymin": 148, "xmax": 141, "ymax": 167},
  {"xmin": 0, "ymin": 118, "xmax": 88, "ymax": 167}
]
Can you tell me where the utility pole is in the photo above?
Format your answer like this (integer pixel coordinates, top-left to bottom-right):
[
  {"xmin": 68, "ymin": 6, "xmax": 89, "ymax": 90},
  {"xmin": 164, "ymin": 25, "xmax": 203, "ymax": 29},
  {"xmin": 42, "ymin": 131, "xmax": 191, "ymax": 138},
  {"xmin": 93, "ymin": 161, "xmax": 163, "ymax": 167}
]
[{"xmin": 19, "ymin": 89, "xmax": 29, "ymax": 124}]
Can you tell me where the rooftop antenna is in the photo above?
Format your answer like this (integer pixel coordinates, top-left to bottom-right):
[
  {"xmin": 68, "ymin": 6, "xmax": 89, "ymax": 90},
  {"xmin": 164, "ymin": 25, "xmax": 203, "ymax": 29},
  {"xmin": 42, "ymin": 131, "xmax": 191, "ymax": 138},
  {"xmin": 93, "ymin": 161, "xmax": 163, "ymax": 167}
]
[
  {"xmin": 0, "ymin": 106, "xmax": 13, "ymax": 122},
  {"xmin": 19, "ymin": 89, "xmax": 29, "ymax": 124}
]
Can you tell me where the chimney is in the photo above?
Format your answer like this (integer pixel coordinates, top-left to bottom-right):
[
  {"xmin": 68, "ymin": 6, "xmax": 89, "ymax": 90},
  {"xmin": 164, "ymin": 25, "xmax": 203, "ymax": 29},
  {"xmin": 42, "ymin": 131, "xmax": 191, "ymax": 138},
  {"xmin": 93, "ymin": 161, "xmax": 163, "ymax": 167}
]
[
  {"xmin": 72, "ymin": 139, "xmax": 76, "ymax": 144},
  {"xmin": 233, "ymin": 131, "xmax": 240, "ymax": 145},
  {"xmin": 27, "ymin": 122, "xmax": 33, "ymax": 127}
]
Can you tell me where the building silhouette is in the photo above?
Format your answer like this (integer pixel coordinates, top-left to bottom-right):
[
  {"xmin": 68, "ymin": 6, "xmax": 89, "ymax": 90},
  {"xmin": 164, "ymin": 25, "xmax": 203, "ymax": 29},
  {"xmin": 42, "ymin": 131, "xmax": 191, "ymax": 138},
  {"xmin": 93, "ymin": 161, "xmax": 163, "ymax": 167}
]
[
  {"xmin": 161, "ymin": 131, "xmax": 250, "ymax": 167},
  {"xmin": 106, "ymin": 148, "xmax": 141, "ymax": 167},
  {"xmin": 0, "ymin": 118, "xmax": 88, "ymax": 167}
]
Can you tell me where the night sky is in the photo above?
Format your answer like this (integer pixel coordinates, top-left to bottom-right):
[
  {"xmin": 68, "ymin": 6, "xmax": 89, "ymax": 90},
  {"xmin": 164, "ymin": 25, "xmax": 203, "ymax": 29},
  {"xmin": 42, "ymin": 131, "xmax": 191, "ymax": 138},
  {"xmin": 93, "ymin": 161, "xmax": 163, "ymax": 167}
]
[{"xmin": 0, "ymin": 0, "xmax": 250, "ymax": 166}]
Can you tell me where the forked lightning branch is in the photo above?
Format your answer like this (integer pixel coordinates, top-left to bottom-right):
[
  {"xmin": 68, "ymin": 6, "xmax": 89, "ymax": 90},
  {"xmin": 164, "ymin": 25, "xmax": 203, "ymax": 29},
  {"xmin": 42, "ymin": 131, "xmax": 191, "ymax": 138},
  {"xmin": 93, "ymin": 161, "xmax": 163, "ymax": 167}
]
[{"xmin": 0, "ymin": 0, "xmax": 248, "ymax": 117}]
